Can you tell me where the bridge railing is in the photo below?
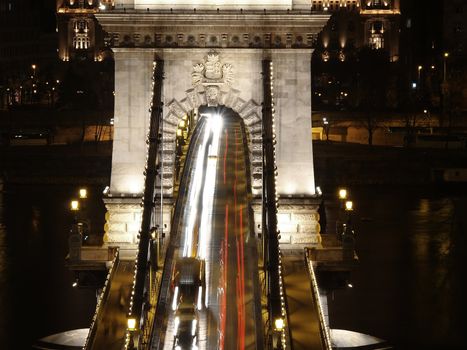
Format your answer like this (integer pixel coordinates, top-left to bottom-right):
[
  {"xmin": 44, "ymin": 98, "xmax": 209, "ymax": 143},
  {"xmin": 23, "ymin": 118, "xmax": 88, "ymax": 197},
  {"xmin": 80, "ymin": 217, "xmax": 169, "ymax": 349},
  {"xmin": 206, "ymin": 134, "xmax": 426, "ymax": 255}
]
[
  {"xmin": 148, "ymin": 117, "xmax": 207, "ymax": 349},
  {"xmin": 262, "ymin": 59, "xmax": 294, "ymax": 349},
  {"xmin": 122, "ymin": 59, "xmax": 165, "ymax": 350},
  {"xmin": 304, "ymin": 248, "xmax": 333, "ymax": 350},
  {"xmin": 83, "ymin": 248, "xmax": 120, "ymax": 350}
]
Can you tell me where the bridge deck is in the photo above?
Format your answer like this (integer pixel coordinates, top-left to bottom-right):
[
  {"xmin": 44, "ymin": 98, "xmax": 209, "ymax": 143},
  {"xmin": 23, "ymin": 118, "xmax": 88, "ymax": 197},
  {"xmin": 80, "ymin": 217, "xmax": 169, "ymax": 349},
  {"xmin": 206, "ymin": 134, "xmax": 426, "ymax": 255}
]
[
  {"xmin": 152, "ymin": 109, "xmax": 263, "ymax": 350},
  {"xmin": 89, "ymin": 259, "xmax": 135, "ymax": 350},
  {"xmin": 282, "ymin": 255, "xmax": 325, "ymax": 350}
]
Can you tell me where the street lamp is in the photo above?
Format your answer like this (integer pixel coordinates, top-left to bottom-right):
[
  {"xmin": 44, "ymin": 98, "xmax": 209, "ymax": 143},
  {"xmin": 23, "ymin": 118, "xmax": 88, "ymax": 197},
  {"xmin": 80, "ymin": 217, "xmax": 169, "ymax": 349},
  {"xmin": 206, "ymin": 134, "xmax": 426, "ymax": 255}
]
[
  {"xmin": 442, "ymin": 52, "xmax": 450, "ymax": 128},
  {"xmin": 417, "ymin": 65, "xmax": 423, "ymax": 88},
  {"xmin": 341, "ymin": 199, "xmax": 355, "ymax": 261},
  {"xmin": 443, "ymin": 52, "xmax": 449, "ymax": 83},
  {"xmin": 322, "ymin": 117, "xmax": 330, "ymax": 141},
  {"xmin": 338, "ymin": 188, "xmax": 347, "ymax": 200},
  {"xmin": 70, "ymin": 200, "xmax": 79, "ymax": 211},
  {"xmin": 423, "ymin": 109, "xmax": 433, "ymax": 134},
  {"xmin": 79, "ymin": 188, "xmax": 87, "ymax": 199},
  {"xmin": 274, "ymin": 318, "xmax": 284, "ymax": 331},
  {"xmin": 127, "ymin": 317, "xmax": 136, "ymax": 350}
]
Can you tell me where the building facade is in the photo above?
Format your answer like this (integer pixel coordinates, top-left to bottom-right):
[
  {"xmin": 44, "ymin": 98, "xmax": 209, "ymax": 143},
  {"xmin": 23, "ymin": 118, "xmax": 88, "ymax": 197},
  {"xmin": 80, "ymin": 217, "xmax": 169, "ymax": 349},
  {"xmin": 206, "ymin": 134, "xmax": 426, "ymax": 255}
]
[
  {"xmin": 0, "ymin": 0, "xmax": 57, "ymax": 109},
  {"xmin": 312, "ymin": 0, "xmax": 400, "ymax": 62},
  {"xmin": 443, "ymin": 0, "xmax": 467, "ymax": 58},
  {"xmin": 56, "ymin": 0, "xmax": 114, "ymax": 62}
]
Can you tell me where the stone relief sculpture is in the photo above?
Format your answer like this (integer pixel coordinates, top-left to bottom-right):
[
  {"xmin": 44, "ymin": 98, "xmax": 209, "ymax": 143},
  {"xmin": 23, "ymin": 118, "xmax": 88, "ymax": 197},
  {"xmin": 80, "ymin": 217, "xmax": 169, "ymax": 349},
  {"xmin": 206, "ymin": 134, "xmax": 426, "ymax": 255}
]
[{"xmin": 191, "ymin": 51, "xmax": 234, "ymax": 106}]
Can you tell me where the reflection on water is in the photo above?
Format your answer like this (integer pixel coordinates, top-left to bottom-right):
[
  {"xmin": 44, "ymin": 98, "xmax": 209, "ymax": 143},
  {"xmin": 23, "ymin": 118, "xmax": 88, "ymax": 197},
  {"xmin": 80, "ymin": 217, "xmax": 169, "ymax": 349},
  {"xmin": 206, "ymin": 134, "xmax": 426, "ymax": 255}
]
[
  {"xmin": 1, "ymin": 183, "xmax": 466, "ymax": 349},
  {"xmin": 327, "ymin": 186, "xmax": 467, "ymax": 349},
  {"xmin": 0, "ymin": 222, "xmax": 9, "ymax": 347},
  {"xmin": 0, "ymin": 184, "xmax": 99, "ymax": 349}
]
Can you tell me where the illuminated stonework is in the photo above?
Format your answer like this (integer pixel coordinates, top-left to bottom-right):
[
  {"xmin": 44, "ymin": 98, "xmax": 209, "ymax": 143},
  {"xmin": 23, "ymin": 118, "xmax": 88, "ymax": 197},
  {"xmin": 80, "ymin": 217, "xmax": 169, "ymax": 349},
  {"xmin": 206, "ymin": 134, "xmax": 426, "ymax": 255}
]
[
  {"xmin": 94, "ymin": 4, "xmax": 329, "ymax": 248},
  {"xmin": 191, "ymin": 51, "xmax": 234, "ymax": 106},
  {"xmin": 126, "ymin": 0, "xmax": 293, "ymax": 10},
  {"xmin": 313, "ymin": 0, "xmax": 400, "ymax": 62}
]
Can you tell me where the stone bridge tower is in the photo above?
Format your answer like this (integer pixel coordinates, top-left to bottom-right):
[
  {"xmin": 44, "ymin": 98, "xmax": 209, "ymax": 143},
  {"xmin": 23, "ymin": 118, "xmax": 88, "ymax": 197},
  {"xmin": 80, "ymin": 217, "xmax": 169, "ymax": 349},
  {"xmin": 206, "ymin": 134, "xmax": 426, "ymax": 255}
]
[{"xmin": 95, "ymin": 1, "xmax": 330, "ymax": 253}]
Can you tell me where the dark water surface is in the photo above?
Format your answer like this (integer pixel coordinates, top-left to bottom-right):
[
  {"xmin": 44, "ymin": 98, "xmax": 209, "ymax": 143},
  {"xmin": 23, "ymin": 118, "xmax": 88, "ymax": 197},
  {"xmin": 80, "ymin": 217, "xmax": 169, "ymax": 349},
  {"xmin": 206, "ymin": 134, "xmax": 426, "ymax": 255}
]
[
  {"xmin": 1, "ymin": 184, "xmax": 466, "ymax": 348},
  {"xmin": 327, "ymin": 185, "xmax": 467, "ymax": 349},
  {"xmin": 0, "ymin": 184, "xmax": 101, "ymax": 349}
]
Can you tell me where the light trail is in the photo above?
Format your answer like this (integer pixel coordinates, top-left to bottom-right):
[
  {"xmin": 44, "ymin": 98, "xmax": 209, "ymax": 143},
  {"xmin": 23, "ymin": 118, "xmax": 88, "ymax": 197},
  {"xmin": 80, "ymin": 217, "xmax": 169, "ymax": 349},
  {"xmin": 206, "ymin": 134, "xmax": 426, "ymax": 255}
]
[
  {"xmin": 198, "ymin": 114, "xmax": 223, "ymax": 310},
  {"xmin": 198, "ymin": 113, "xmax": 223, "ymax": 260},
  {"xmin": 182, "ymin": 123, "xmax": 210, "ymax": 257},
  {"xmin": 234, "ymin": 127, "xmax": 246, "ymax": 350},
  {"xmin": 223, "ymin": 130, "xmax": 228, "ymax": 185}
]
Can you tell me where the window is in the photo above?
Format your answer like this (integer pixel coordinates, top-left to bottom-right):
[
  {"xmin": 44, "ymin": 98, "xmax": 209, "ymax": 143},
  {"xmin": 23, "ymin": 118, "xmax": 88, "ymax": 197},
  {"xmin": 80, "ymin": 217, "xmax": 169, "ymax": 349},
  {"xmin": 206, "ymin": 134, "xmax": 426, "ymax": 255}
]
[
  {"xmin": 73, "ymin": 20, "xmax": 91, "ymax": 50},
  {"xmin": 369, "ymin": 21, "xmax": 384, "ymax": 49},
  {"xmin": 367, "ymin": 0, "xmax": 391, "ymax": 9},
  {"xmin": 73, "ymin": 35, "xmax": 90, "ymax": 49},
  {"xmin": 369, "ymin": 34, "xmax": 384, "ymax": 49}
]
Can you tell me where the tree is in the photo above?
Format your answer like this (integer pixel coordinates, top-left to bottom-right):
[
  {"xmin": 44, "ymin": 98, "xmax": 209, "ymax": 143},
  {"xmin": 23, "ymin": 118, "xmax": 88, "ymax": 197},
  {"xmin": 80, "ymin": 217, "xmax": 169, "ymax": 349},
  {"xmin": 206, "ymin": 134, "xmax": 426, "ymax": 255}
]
[{"xmin": 354, "ymin": 47, "xmax": 391, "ymax": 146}]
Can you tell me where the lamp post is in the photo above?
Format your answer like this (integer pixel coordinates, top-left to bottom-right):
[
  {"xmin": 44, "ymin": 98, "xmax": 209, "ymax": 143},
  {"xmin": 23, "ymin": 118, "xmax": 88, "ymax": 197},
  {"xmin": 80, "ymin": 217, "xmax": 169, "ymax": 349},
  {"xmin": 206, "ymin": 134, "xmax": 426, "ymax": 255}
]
[
  {"xmin": 336, "ymin": 188, "xmax": 348, "ymax": 238},
  {"xmin": 443, "ymin": 52, "xmax": 449, "ymax": 84},
  {"xmin": 127, "ymin": 317, "xmax": 136, "ymax": 350},
  {"xmin": 323, "ymin": 117, "xmax": 330, "ymax": 141},
  {"xmin": 417, "ymin": 65, "xmax": 422, "ymax": 89},
  {"xmin": 423, "ymin": 109, "xmax": 433, "ymax": 134},
  {"xmin": 345, "ymin": 200, "xmax": 353, "ymax": 224},
  {"xmin": 342, "ymin": 200, "xmax": 355, "ymax": 260}
]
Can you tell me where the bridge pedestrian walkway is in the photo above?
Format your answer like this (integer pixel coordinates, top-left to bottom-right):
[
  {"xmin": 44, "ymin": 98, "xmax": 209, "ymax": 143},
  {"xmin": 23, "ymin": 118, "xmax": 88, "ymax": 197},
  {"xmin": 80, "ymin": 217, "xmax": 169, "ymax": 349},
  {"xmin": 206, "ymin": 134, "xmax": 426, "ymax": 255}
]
[
  {"xmin": 282, "ymin": 255, "xmax": 325, "ymax": 350},
  {"xmin": 88, "ymin": 259, "xmax": 135, "ymax": 350}
]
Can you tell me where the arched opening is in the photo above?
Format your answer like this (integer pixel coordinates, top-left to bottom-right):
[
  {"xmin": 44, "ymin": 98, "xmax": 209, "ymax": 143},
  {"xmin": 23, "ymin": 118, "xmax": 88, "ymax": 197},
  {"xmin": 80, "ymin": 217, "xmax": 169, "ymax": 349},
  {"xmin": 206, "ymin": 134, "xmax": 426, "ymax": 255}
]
[{"xmin": 161, "ymin": 95, "xmax": 262, "ymax": 198}]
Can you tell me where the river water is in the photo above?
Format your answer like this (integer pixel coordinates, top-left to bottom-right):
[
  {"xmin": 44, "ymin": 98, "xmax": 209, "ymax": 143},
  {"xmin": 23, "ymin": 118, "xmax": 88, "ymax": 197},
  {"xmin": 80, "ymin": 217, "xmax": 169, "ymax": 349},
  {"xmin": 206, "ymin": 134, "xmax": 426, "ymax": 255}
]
[
  {"xmin": 0, "ymin": 183, "xmax": 465, "ymax": 348},
  {"xmin": 327, "ymin": 185, "xmax": 467, "ymax": 349},
  {"xmin": 0, "ymin": 184, "xmax": 100, "ymax": 349}
]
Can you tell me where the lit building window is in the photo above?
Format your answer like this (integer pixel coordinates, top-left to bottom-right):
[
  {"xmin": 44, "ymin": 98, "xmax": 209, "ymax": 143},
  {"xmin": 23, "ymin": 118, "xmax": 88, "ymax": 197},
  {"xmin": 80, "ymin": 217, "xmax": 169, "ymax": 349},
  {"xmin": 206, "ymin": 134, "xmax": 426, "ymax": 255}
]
[
  {"xmin": 73, "ymin": 20, "xmax": 91, "ymax": 50},
  {"xmin": 73, "ymin": 35, "xmax": 91, "ymax": 49},
  {"xmin": 366, "ymin": 0, "xmax": 391, "ymax": 9},
  {"xmin": 369, "ymin": 21, "xmax": 384, "ymax": 49}
]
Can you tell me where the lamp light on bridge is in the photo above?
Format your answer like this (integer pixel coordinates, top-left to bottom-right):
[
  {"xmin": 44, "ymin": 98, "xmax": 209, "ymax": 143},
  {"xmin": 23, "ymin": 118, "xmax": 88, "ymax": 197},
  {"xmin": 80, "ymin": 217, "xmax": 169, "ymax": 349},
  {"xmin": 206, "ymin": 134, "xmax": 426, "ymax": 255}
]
[
  {"xmin": 274, "ymin": 318, "xmax": 284, "ymax": 331},
  {"xmin": 316, "ymin": 186, "xmax": 322, "ymax": 196},
  {"xmin": 345, "ymin": 200, "xmax": 353, "ymax": 211},
  {"xmin": 444, "ymin": 52, "xmax": 449, "ymax": 58},
  {"xmin": 70, "ymin": 200, "xmax": 79, "ymax": 211},
  {"xmin": 338, "ymin": 188, "xmax": 347, "ymax": 200},
  {"xmin": 127, "ymin": 317, "xmax": 136, "ymax": 331},
  {"xmin": 79, "ymin": 188, "xmax": 87, "ymax": 199}
]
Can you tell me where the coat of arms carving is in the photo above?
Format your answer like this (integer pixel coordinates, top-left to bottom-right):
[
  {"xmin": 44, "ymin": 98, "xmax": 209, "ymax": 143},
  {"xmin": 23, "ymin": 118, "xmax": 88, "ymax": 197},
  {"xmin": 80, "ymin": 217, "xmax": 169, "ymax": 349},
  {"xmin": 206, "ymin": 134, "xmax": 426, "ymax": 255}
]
[{"xmin": 192, "ymin": 51, "xmax": 234, "ymax": 106}]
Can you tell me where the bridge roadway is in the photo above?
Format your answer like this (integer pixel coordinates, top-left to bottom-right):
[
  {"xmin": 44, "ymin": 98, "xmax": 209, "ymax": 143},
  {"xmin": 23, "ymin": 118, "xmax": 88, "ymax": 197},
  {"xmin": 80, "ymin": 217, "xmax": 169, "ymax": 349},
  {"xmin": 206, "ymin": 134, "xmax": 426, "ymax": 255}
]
[
  {"xmin": 282, "ymin": 256, "xmax": 325, "ymax": 350},
  {"xmin": 153, "ymin": 108, "xmax": 263, "ymax": 350},
  {"xmin": 86, "ymin": 109, "xmax": 326, "ymax": 350},
  {"xmin": 88, "ymin": 259, "xmax": 135, "ymax": 349}
]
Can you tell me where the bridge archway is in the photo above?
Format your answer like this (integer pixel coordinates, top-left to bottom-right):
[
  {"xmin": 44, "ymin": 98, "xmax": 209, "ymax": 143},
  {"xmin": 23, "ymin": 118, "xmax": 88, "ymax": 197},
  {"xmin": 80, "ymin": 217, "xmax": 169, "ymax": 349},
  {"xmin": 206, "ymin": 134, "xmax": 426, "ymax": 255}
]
[{"xmin": 162, "ymin": 91, "xmax": 263, "ymax": 197}]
